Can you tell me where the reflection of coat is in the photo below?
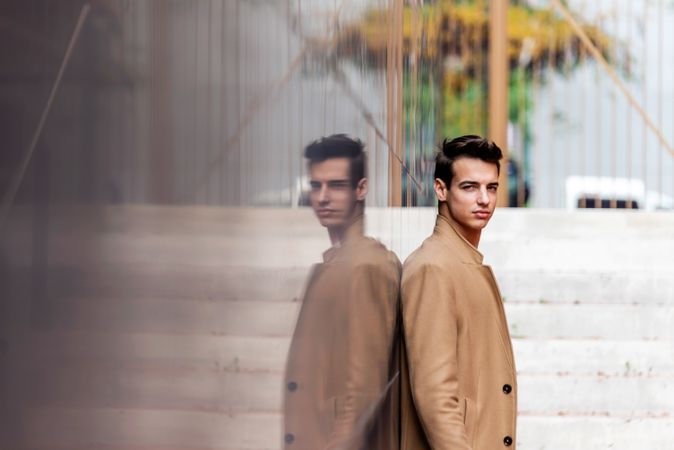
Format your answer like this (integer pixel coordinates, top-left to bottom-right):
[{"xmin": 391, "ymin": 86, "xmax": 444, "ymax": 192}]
[
  {"xmin": 400, "ymin": 214, "xmax": 517, "ymax": 450},
  {"xmin": 283, "ymin": 219, "xmax": 402, "ymax": 450}
]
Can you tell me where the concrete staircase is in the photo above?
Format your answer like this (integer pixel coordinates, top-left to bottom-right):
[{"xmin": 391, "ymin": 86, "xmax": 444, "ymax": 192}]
[
  {"xmin": 372, "ymin": 208, "xmax": 674, "ymax": 449},
  {"xmin": 2, "ymin": 206, "xmax": 316, "ymax": 450},
  {"xmin": 495, "ymin": 212, "xmax": 674, "ymax": 450},
  {"xmin": 2, "ymin": 206, "xmax": 673, "ymax": 449}
]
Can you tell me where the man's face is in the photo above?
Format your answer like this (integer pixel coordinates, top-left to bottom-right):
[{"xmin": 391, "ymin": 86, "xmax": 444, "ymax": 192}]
[
  {"xmin": 445, "ymin": 157, "xmax": 499, "ymax": 233},
  {"xmin": 308, "ymin": 157, "xmax": 364, "ymax": 229}
]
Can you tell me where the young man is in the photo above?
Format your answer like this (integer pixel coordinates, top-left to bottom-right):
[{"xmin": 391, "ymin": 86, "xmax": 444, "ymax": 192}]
[
  {"xmin": 283, "ymin": 134, "xmax": 402, "ymax": 450},
  {"xmin": 400, "ymin": 135, "xmax": 517, "ymax": 449}
]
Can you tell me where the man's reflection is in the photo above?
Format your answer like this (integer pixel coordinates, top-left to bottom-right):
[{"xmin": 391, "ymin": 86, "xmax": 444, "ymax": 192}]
[{"xmin": 283, "ymin": 135, "xmax": 401, "ymax": 450}]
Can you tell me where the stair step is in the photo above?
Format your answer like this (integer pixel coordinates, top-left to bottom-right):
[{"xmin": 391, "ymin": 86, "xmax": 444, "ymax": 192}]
[
  {"xmin": 513, "ymin": 339, "xmax": 674, "ymax": 374},
  {"xmin": 44, "ymin": 298, "xmax": 299, "ymax": 336},
  {"xmin": 20, "ymin": 407, "xmax": 281, "ymax": 450},
  {"xmin": 496, "ymin": 270, "xmax": 674, "ymax": 304},
  {"xmin": 518, "ymin": 374, "xmax": 674, "ymax": 415},
  {"xmin": 8, "ymin": 232, "xmax": 325, "ymax": 269},
  {"xmin": 481, "ymin": 239, "xmax": 674, "ymax": 272},
  {"xmin": 505, "ymin": 303, "xmax": 674, "ymax": 339},
  {"xmin": 20, "ymin": 365, "xmax": 283, "ymax": 412},
  {"xmin": 19, "ymin": 332, "xmax": 290, "ymax": 373},
  {"xmin": 30, "ymin": 264, "xmax": 308, "ymax": 303},
  {"xmin": 517, "ymin": 415, "xmax": 674, "ymax": 450}
]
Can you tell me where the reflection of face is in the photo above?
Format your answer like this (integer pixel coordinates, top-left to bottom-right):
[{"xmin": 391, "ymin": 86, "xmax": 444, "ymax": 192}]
[
  {"xmin": 309, "ymin": 157, "xmax": 360, "ymax": 230},
  {"xmin": 446, "ymin": 157, "xmax": 499, "ymax": 236}
]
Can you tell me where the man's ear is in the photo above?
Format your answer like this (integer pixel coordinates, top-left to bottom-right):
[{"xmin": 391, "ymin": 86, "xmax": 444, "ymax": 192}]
[
  {"xmin": 355, "ymin": 178, "xmax": 368, "ymax": 201},
  {"xmin": 434, "ymin": 178, "xmax": 448, "ymax": 202}
]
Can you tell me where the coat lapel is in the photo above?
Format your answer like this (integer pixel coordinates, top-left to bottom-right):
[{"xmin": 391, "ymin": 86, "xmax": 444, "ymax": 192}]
[
  {"xmin": 480, "ymin": 265, "xmax": 516, "ymax": 371},
  {"xmin": 433, "ymin": 214, "xmax": 516, "ymax": 371}
]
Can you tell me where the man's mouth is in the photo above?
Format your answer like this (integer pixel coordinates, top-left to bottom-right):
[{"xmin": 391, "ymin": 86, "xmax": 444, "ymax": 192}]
[{"xmin": 473, "ymin": 210, "xmax": 491, "ymax": 219}]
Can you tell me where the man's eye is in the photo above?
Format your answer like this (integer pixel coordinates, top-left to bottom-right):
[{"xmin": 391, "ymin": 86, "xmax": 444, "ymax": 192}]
[
  {"xmin": 462, "ymin": 185, "xmax": 477, "ymax": 191},
  {"xmin": 309, "ymin": 182, "xmax": 321, "ymax": 191},
  {"xmin": 488, "ymin": 185, "xmax": 498, "ymax": 192},
  {"xmin": 329, "ymin": 182, "xmax": 349, "ymax": 189}
]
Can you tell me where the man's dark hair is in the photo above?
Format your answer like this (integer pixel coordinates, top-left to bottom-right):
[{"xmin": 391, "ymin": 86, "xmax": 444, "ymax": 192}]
[
  {"xmin": 434, "ymin": 135, "xmax": 502, "ymax": 186},
  {"xmin": 304, "ymin": 134, "xmax": 366, "ymax": 187}
]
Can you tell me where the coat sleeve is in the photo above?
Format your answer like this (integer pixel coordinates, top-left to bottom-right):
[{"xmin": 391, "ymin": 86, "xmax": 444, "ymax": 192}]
[
  {"xmin": 327, "ymin": 259, "xmax": 400, "ymax": 450},
  {"xmin": 401, "ymin": 263, "xmax": 471, "ymax": 450}
]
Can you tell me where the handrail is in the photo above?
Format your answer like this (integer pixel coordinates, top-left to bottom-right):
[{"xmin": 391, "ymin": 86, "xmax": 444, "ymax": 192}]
[
  {"xmin": 0, "ymin": 4, "xmax": 90, "ymax": 231},
  {"xmin": 550, "ymin": 0, "xmax": 674, "ymax": 160}
]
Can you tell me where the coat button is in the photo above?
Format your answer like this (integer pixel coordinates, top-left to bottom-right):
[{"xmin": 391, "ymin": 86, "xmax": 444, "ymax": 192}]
[
  {"xmin": 502, "ymin": 384, "xmax": 512, "ymax": 394},
  {"xmin": 287, "ymin": 381, "xmax": 298, "ymax": 392},
  {"xmin": 285, "ymin": 433, "xmax": 295, "ymax": 444},
  {"xmin": 503, "ymin": 436, "xmax": 513, "ymax": 446}
]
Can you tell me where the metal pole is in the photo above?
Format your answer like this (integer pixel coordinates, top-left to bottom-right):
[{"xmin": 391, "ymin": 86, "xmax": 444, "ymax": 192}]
[
  {"xmin": 488, "ymin": 0, "xmax": 509, "ymax": 207},
  {"xmin": 387, "ymin": 0, "xmax": 403, "ymax": 207}
]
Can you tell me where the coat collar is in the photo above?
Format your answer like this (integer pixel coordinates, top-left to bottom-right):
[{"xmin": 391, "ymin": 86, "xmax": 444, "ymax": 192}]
[
  {"xmin": 322, "ymin": 216, "xmax": 364, "ymax": 263},
  {"xmin": 433, "ymin": 214, "xmax": 484, "ymax": 265}
]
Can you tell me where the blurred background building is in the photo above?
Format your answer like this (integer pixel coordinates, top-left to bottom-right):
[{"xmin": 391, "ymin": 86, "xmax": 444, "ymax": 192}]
[{"xmin": 1, "ymin": 0, "xmax": 673, "ymax": 449}]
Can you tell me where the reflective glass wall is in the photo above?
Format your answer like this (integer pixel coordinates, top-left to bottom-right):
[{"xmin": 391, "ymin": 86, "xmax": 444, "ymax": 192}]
[{"xmin": 2, "ymin": 1, "xmax": 674, "ymax": 449}]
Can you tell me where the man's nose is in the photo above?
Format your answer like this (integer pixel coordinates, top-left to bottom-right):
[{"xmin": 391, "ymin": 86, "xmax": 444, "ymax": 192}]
[
  {"xmin": 317, "ymin": 184, "xmax": 330, "ymax": 203},
  {"xmin": 477, "ymin": 188, "xmax": 489, "ymax": 205}
]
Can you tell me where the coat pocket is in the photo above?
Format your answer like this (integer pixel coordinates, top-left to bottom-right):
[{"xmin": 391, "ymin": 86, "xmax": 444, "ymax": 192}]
[
  {"xmin": 462, "ymin": 397, "xmax": 479, "ymax": 446},
  {"xmin": 462, "ymin": 397, "xmax": 469, "ymax": 424}
]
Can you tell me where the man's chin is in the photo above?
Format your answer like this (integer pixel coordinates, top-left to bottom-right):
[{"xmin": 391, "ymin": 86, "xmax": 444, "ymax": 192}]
[
  {"xmin": 466, "ymin": 217, "xmax": 491, "ymax": 231},
  {"xmin": 316, "ymin": 216, "xmax": 342, "ymax": 228},
  {"xmin": 475, "ymin": 220, "xmax": 491, "ymax": 230}
]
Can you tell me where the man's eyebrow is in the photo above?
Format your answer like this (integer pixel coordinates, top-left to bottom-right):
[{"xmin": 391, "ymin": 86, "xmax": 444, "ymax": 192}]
[
  {"xmin": 309, "ymin": 179, "xmax": 350, "ymax": 184},
  {"xmin": 457, "ymin": 180, "xmax": 499, "ymax": 186}
]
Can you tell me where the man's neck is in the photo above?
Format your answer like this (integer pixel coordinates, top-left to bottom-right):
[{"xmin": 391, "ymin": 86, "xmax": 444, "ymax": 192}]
[
  {"xmin": 438, "ymin": 203, "xmax": 481, "ymax": 248},
  {"xmin": 328, "ymin": 226, "xmax": 345, "ymax": 246},
  {"xmin": 327, "ymin": 214, "xmax": 363, "ymax": 246}
]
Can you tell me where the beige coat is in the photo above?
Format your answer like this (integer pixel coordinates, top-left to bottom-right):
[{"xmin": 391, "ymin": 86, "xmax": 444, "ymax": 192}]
[
  {"xmin": 283, "ymin": 219, "xmax": 402, "ymax": 450},
  {"xmin": 400, "ymin": 214, "xmax": 517, "ymax": 450}
]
